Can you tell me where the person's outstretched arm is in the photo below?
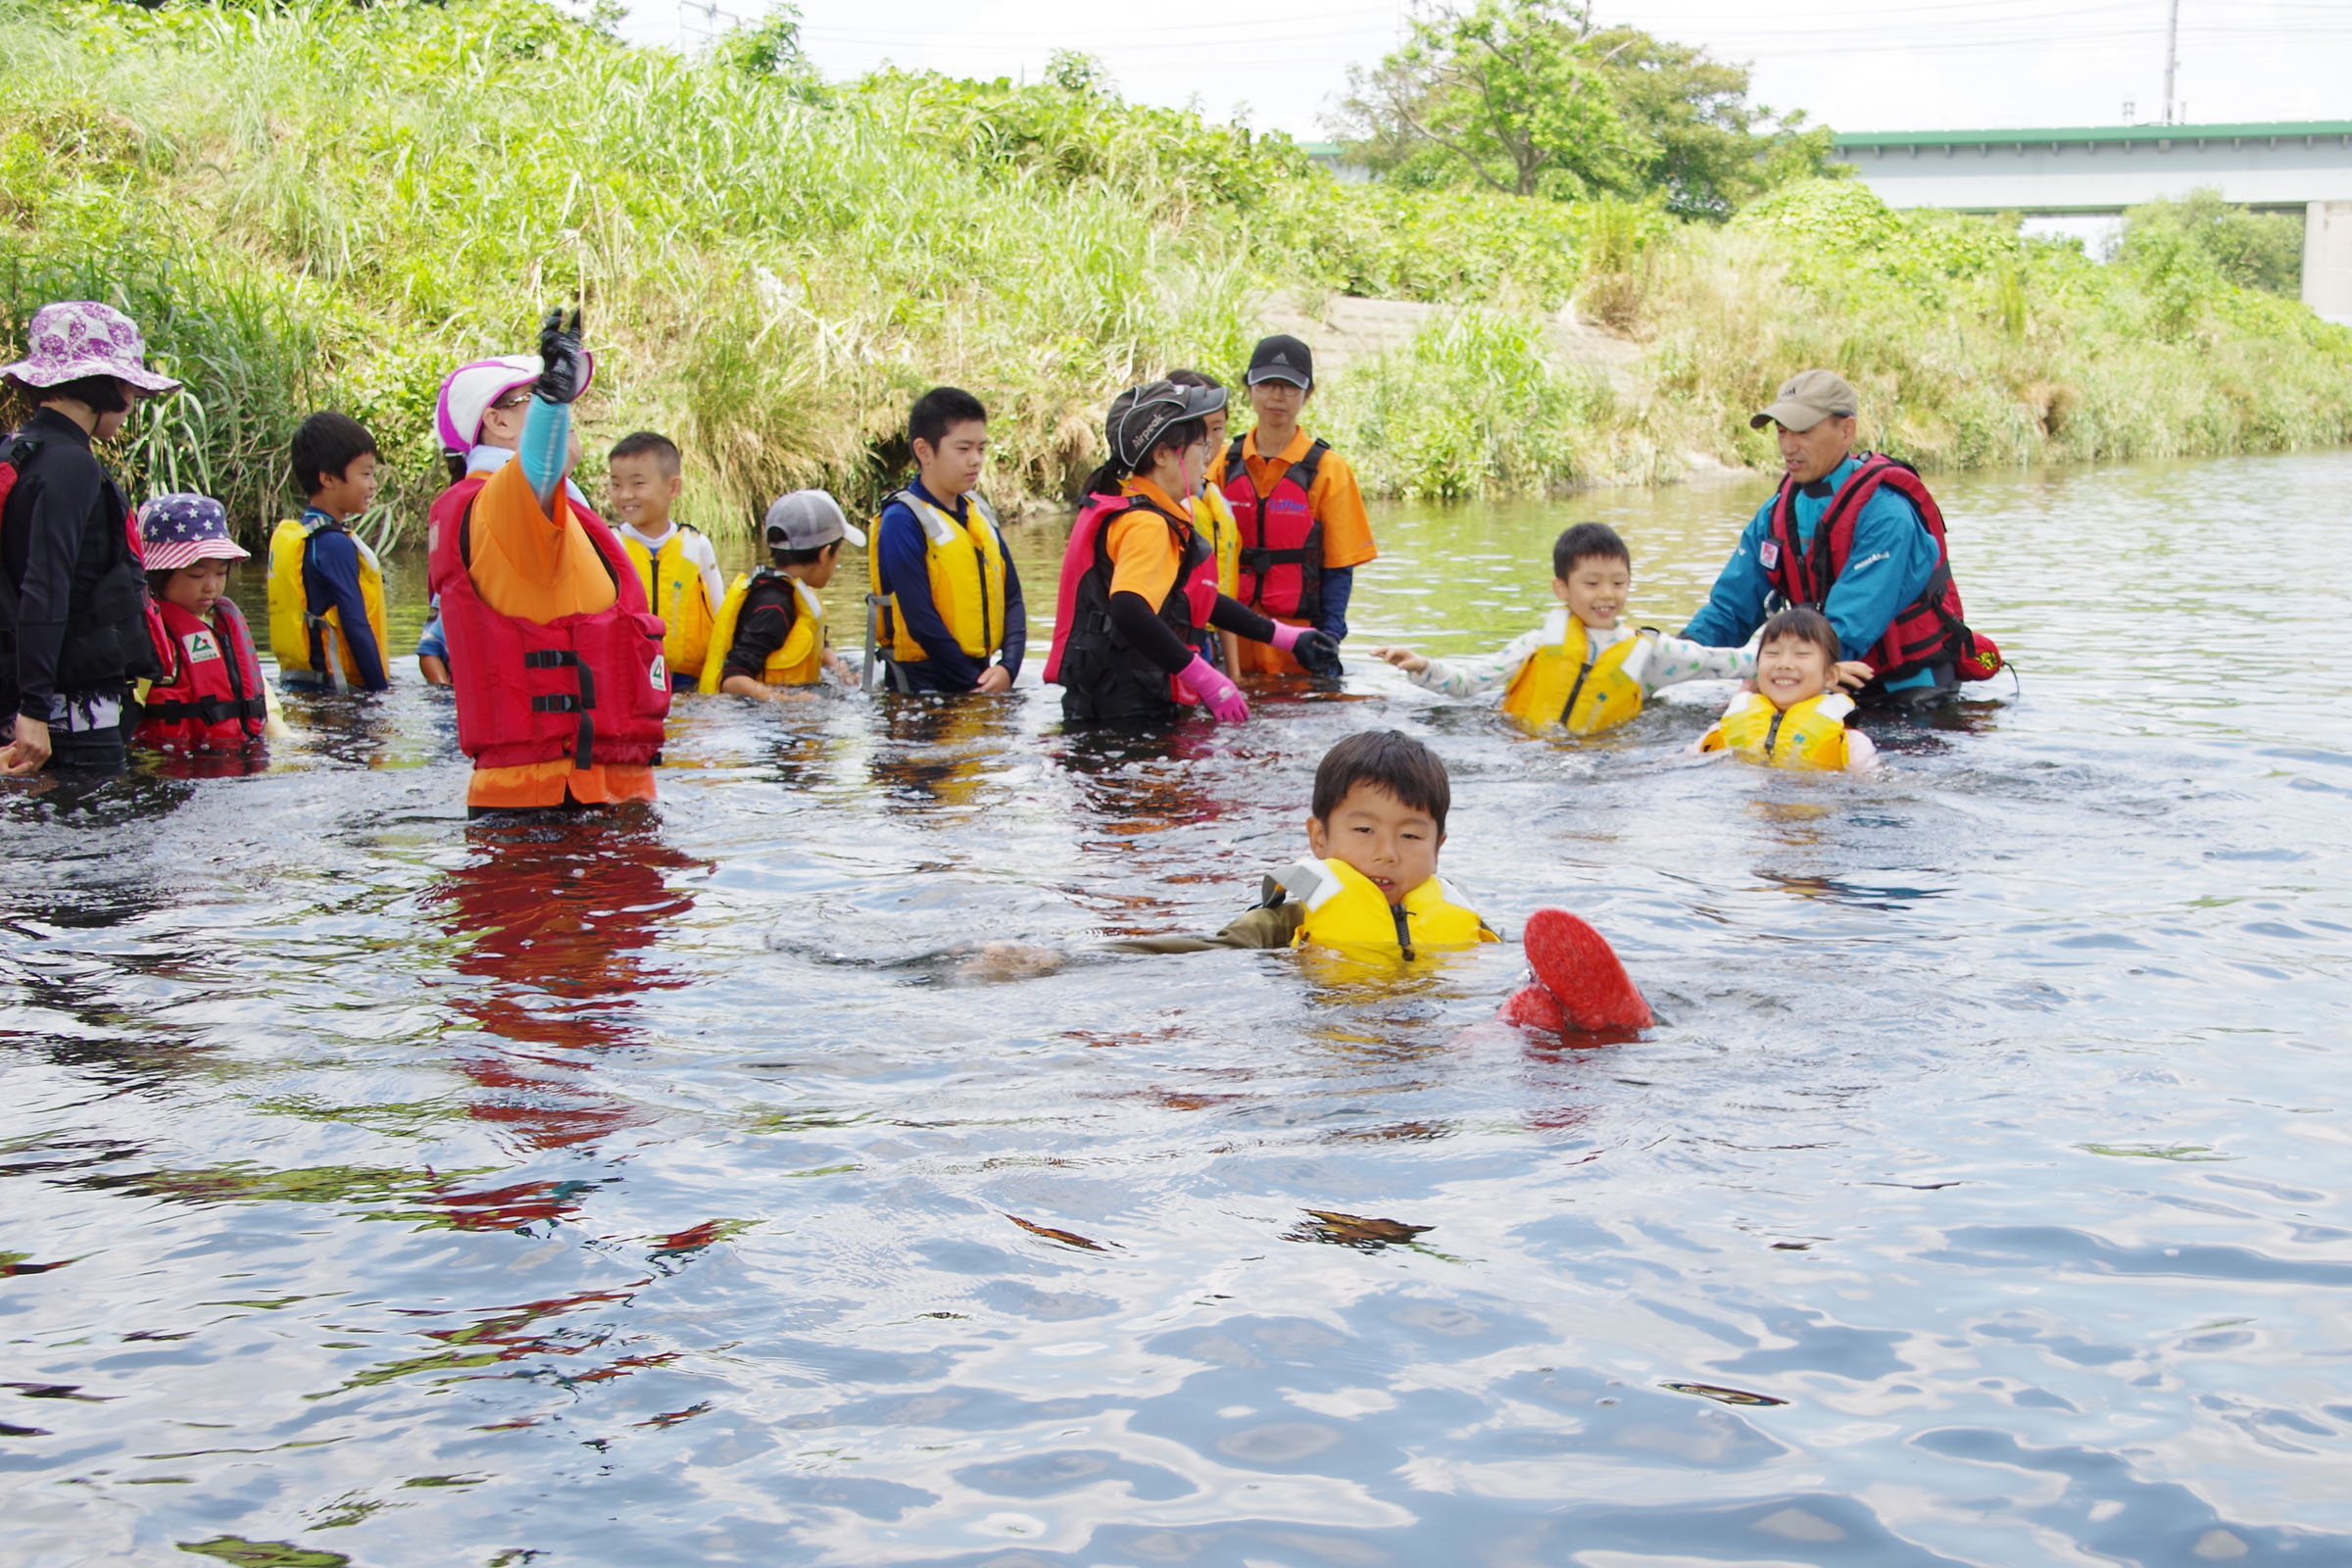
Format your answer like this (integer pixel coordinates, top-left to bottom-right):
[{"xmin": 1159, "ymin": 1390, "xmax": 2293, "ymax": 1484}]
[
  {"xmin": 1386, "ymin": 624, "xmax": 1550, "ymax": 698},
  {"xmin": 1640, "ymin": 631, "xmax": 1754, "ymax": 695}
]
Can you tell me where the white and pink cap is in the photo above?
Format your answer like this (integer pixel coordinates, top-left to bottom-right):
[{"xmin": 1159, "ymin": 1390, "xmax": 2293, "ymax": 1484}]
[
  {"xmin": 434, "ymin": 351, "xmax": 595, "ymax": 455},
  {"xmin": 1, "ymin": 301, "xmax": 182, "ymax": 395}
]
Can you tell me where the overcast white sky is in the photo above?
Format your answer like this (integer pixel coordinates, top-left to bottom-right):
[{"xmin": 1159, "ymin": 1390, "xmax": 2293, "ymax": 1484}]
[{"xmin": 617, "ymin": 0, "xmax": 2352, "ymax": 140}]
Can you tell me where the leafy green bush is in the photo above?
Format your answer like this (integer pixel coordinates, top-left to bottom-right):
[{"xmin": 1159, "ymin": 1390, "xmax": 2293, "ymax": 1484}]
[{"xmin": 2119, "ymin": 188, "xmax": 2303, "ymax": 297}]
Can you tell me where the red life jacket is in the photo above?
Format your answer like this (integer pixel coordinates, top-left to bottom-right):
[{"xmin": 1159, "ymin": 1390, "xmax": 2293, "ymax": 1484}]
[
  {"xmin": 136, "ymin": 596, "xmax": 268, "ymax": 752},
  {"xmin": 1220, "ymin": 434, "xmax": 1328, "ymax": 623},
  {"xmin": 426, "ymin": 475, "xmax": 670, "ymax": 772},
  {"xmin": 1045, "ymin": 492, "xmax": 1214, "ymax": 720},
  {"xmin": 1765, "ymin": 454, "xmax": 2001, "ymax": 683}
]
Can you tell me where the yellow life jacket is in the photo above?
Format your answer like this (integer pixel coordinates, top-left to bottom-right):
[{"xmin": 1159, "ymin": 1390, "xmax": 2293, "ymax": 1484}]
[
  {"xmin": 267, "ymin": 514, "xmax": 387, "ymax": 688},
  {"xmin": 1192, "ymin": 484, "xmax": 1240, "ymax": 599},
  {"xmin": 1276, "ymin": 858, "xmax": 1498, "ymax": 960},
  {"xmin": 1699, "ymin": 690, "xmax": 1855, "ymax": 771},
  {"xmin": 1499, "ymin": 611, "xmax": 1652, "ymax": 735},
  {"xmin": 622, "ymin": 525, "xmax": 716, "ymax": 678},
  {"xmin": 699, "ymin": 570, "xmax": 824, "ymax": 693},
  {"xmin": 868, "ymin": 489, "xmax": 1007, "ymax": 663}
]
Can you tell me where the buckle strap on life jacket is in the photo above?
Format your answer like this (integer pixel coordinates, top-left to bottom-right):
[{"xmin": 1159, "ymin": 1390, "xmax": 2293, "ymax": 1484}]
[
  {"xmin": 1763, "ymin": 709, "xmax": 1787, "ymax": 760},
  {"xmin": 521, "ymin": 648, "xmax": 597, "ymax": 768},
  {"xmin": 146, "ymin": 695, "xmax": 269, "ymax": 724}
]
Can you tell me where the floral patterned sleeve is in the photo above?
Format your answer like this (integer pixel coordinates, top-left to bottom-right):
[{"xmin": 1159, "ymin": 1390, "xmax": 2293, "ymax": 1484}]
[
  {"xmin": 1640, "ymin": 631, "xmax": 1754, "ymax": 694},
  {"xmin": 1408, "ymin": 625, "xmax": 1552, "ymax": 698}
]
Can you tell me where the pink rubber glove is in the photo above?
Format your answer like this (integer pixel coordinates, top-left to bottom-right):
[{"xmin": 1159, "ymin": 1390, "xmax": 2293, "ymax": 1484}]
[
  {"xmin": 1267, "ymin": 621, "xmax": 1304, "ymax": 652},
  {"xmin": 1180, "ymin": 655, "xmax": 1250, "ymax": 723}
]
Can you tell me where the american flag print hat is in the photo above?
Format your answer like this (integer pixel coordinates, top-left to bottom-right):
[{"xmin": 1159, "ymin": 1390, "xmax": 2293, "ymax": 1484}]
[{"xmin": 139, "ymin": 494, "xmax": 249, "ymax": 570}]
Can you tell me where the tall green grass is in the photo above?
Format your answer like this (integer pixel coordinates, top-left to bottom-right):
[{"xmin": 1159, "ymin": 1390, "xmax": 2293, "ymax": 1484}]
[
  {"xmin": 0, "ymin": 0, "xmax": 1593, "ymax": 541},
  {"xmin": 1, "ymin": 1, "xmax": 2345, "ymax": 542}
]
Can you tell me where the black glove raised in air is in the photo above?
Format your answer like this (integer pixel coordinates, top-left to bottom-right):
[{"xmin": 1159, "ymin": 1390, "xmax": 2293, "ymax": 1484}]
[
  {"xmin": 534, "ymin": 306, "xmax": 587, "ymax": 405},
  {"xmin": 1291, "ymin": 628, "xmax": 1344, "ymax": 680}
]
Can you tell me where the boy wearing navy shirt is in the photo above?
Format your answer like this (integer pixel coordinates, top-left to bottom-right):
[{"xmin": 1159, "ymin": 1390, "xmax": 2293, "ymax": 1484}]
[{"xmin": 868, "ymin": 387, "xmax": 1025, "ymax": 694}]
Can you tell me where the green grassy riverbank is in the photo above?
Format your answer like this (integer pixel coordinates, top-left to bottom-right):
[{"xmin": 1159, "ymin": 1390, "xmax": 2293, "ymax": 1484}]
[{"xmin": 5, "ymin": 0, "xmax": 2348, "ymax": 542}]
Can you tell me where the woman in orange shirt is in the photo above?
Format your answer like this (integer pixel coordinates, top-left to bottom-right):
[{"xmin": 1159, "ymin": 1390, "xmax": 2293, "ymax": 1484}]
[
  {"xmin": 426, "ymin": 310, "xmax": 669, "ymax": 814},
  {"xmin": 1045, "ymin": 380, "xmax": 1339, "ymax": 725}
]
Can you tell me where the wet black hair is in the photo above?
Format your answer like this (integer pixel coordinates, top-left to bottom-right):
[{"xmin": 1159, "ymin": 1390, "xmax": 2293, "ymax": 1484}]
[
  {"xmin": 909, "ymin": 386, "xmax": 988, "ymax": 455},
  {"xmin": 1552, "ymin": 521, "xmax": 1629, "ymax": 579},
  {"xmin": 31, "ymin": 373, "xmax": 131, "ymax": 416},
  {"xmin": 1759, "ymin": 605, "xmax": 1838, "ymax": 659},
  {"xmin": 609, "ymin": 430, "xmax": 682, "ymax": 476},
  {"xmin": 1311, "ymin": 729, "xmax": 1451, "ymax": 837},
  {"xmin": 290, "ymin": 411, "xmax": 378, "ymax": 497}
]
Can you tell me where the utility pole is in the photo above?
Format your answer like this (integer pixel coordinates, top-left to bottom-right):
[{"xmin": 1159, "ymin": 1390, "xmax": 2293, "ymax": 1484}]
[{"xmin": 2163, "ymin": 0, "xmax": 2180, "ymax": 123}]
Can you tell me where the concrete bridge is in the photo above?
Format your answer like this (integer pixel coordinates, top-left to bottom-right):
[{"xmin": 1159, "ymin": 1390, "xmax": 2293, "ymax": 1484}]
[{"xmin": 1831, "ymin": 121, "xmax": 2352, "ymax": 321}]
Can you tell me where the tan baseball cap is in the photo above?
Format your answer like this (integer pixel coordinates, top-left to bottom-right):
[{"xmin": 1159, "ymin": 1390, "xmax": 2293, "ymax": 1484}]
[{"xmin": 1750, "ymin": 369, "xmax": 1858, "ymax": 432}]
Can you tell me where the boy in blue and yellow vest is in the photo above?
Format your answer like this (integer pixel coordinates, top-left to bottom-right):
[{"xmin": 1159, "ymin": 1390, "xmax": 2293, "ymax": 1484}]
[
  {"xmin": 1117, "ymin": 729, "xmax": 1653, "ymax": 1036},
  {"xmin": 270, "ymin": 413, "xmax": 389, "ymax": 692},
  {"xmin": 704, "ymin": 491, "xmax": 865, "ymax": 700},
  {"xmin": 609, "ymin": 431, "xmax": 725, "ymax": 692},
  {"xmin": 1372, "ymin": 522, "xmax": 1752, "ymax": 734},
  {"xmin": 868, "ymin": 386, "xmax": 1025, "ymax": 695}
]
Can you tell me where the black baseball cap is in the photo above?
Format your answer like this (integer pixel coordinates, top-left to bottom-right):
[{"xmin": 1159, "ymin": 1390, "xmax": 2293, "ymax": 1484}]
[{"xmin": 1245, "ymin": 334, "xmax": 1313, "ymax": 389}]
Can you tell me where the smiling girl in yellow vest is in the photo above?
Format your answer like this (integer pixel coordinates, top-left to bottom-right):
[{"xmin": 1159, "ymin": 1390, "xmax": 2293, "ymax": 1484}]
[
  {"xmin": 1373, "ymin": 522, "xmax": 1752, "ymax": 734},
  {"xmin": 1696, "ymin": 607, "xmax": 1880, "ymax": 774}
]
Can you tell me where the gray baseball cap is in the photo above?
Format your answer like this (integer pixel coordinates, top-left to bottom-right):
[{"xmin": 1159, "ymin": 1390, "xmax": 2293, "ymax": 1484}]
[
  {"xmin": 1750, "ymin": 368, "xmax": 1859, "ymax": 432},
  {"xmin": 762, "ymin": 490, "xmax": 865, "ymax": 551}
]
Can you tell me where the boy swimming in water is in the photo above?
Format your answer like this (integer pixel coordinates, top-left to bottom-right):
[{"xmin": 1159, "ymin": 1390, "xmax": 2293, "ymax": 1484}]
[
  {"xmin": 1118, "ymin": 729, "xmax": 1652, "ymax": 1034},
  {"xmin": 1370, "ymin": 522, "xmax": 1752, "ymax": 733},
  {"xmin": 1694, "ymin": 607, "xmax": 1878, "ymax": 773}
]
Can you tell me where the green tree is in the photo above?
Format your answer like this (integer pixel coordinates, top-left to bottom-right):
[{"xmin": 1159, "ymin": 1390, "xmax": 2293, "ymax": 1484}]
[
  {"xmin": 1334, "ymin": 1, "xmax": 1837, "ymax": 216},
  {"xmin": 1589, "ymin": 25, "xmax": 1836, "ymax": 220},
  {"xmin": 2118, "ymin": 188, "xmax": 2303, "ymax": 296},
  {"xmin": 1333, "ymin": 0, "xmax": 1641, "ymax": 200}
]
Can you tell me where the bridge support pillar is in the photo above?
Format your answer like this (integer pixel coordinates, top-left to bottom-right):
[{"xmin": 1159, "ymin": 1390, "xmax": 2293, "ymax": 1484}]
[{"xmin": 2304, "ymin": 202, "xmax": 2352, "ymax": 324}]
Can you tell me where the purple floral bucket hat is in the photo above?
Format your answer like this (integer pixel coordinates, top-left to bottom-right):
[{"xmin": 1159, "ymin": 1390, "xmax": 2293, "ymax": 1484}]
[{"xmin": 1, "ymin": 301, "xmax": 182, "ymax": 395}]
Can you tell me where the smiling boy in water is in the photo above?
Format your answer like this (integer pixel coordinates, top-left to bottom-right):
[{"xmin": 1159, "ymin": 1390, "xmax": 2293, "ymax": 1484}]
[
  {"xmin": 1116, "ymin": 729, "xmax": 1652, "ymax": 1034},
  {"xmin": 1694, "ymin": 607, "xmax": 1878, "ymax": 774},
  {"xmin": 1371, "ymin": 522, "xmax": 1752, "ymax": 734}
]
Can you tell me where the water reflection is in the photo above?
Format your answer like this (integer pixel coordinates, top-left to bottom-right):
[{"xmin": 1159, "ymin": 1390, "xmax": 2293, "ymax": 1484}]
[
  {"xmin": 422, "ymin": 812, "xmax": 701, "ymax": 1150},
  {"xmin": 3, "ymin": 455, "xmax": 2350, "ymax": 1565}
]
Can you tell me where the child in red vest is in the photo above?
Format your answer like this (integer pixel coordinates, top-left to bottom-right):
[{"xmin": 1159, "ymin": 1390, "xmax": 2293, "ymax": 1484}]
[{"xmin": 134, "ymin": 494, "xmax": 275, "ymax": 755}]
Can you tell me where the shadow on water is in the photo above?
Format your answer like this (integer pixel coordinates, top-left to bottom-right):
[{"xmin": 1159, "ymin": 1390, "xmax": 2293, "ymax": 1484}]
[{"xmin": 2, "ymin": 455, "xmax": 2350, "ymax": 1563}]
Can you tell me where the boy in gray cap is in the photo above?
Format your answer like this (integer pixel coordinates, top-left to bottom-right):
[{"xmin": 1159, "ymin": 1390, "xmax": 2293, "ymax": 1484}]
[{"xmin": 702, "ymin": 491, "xmax": 865, "ymax": 700}]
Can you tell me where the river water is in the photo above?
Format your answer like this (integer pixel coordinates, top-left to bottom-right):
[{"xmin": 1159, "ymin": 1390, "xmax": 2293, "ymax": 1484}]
[{"xmin": 4, "ymin": 452, "xmax": 2348, "ymax": 1566}]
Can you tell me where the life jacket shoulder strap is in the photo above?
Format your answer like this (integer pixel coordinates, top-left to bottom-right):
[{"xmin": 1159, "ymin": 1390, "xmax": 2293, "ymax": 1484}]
[{"xmin": 1290, "ymin": 438, "xmax": 1331, "ymax": 496}]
